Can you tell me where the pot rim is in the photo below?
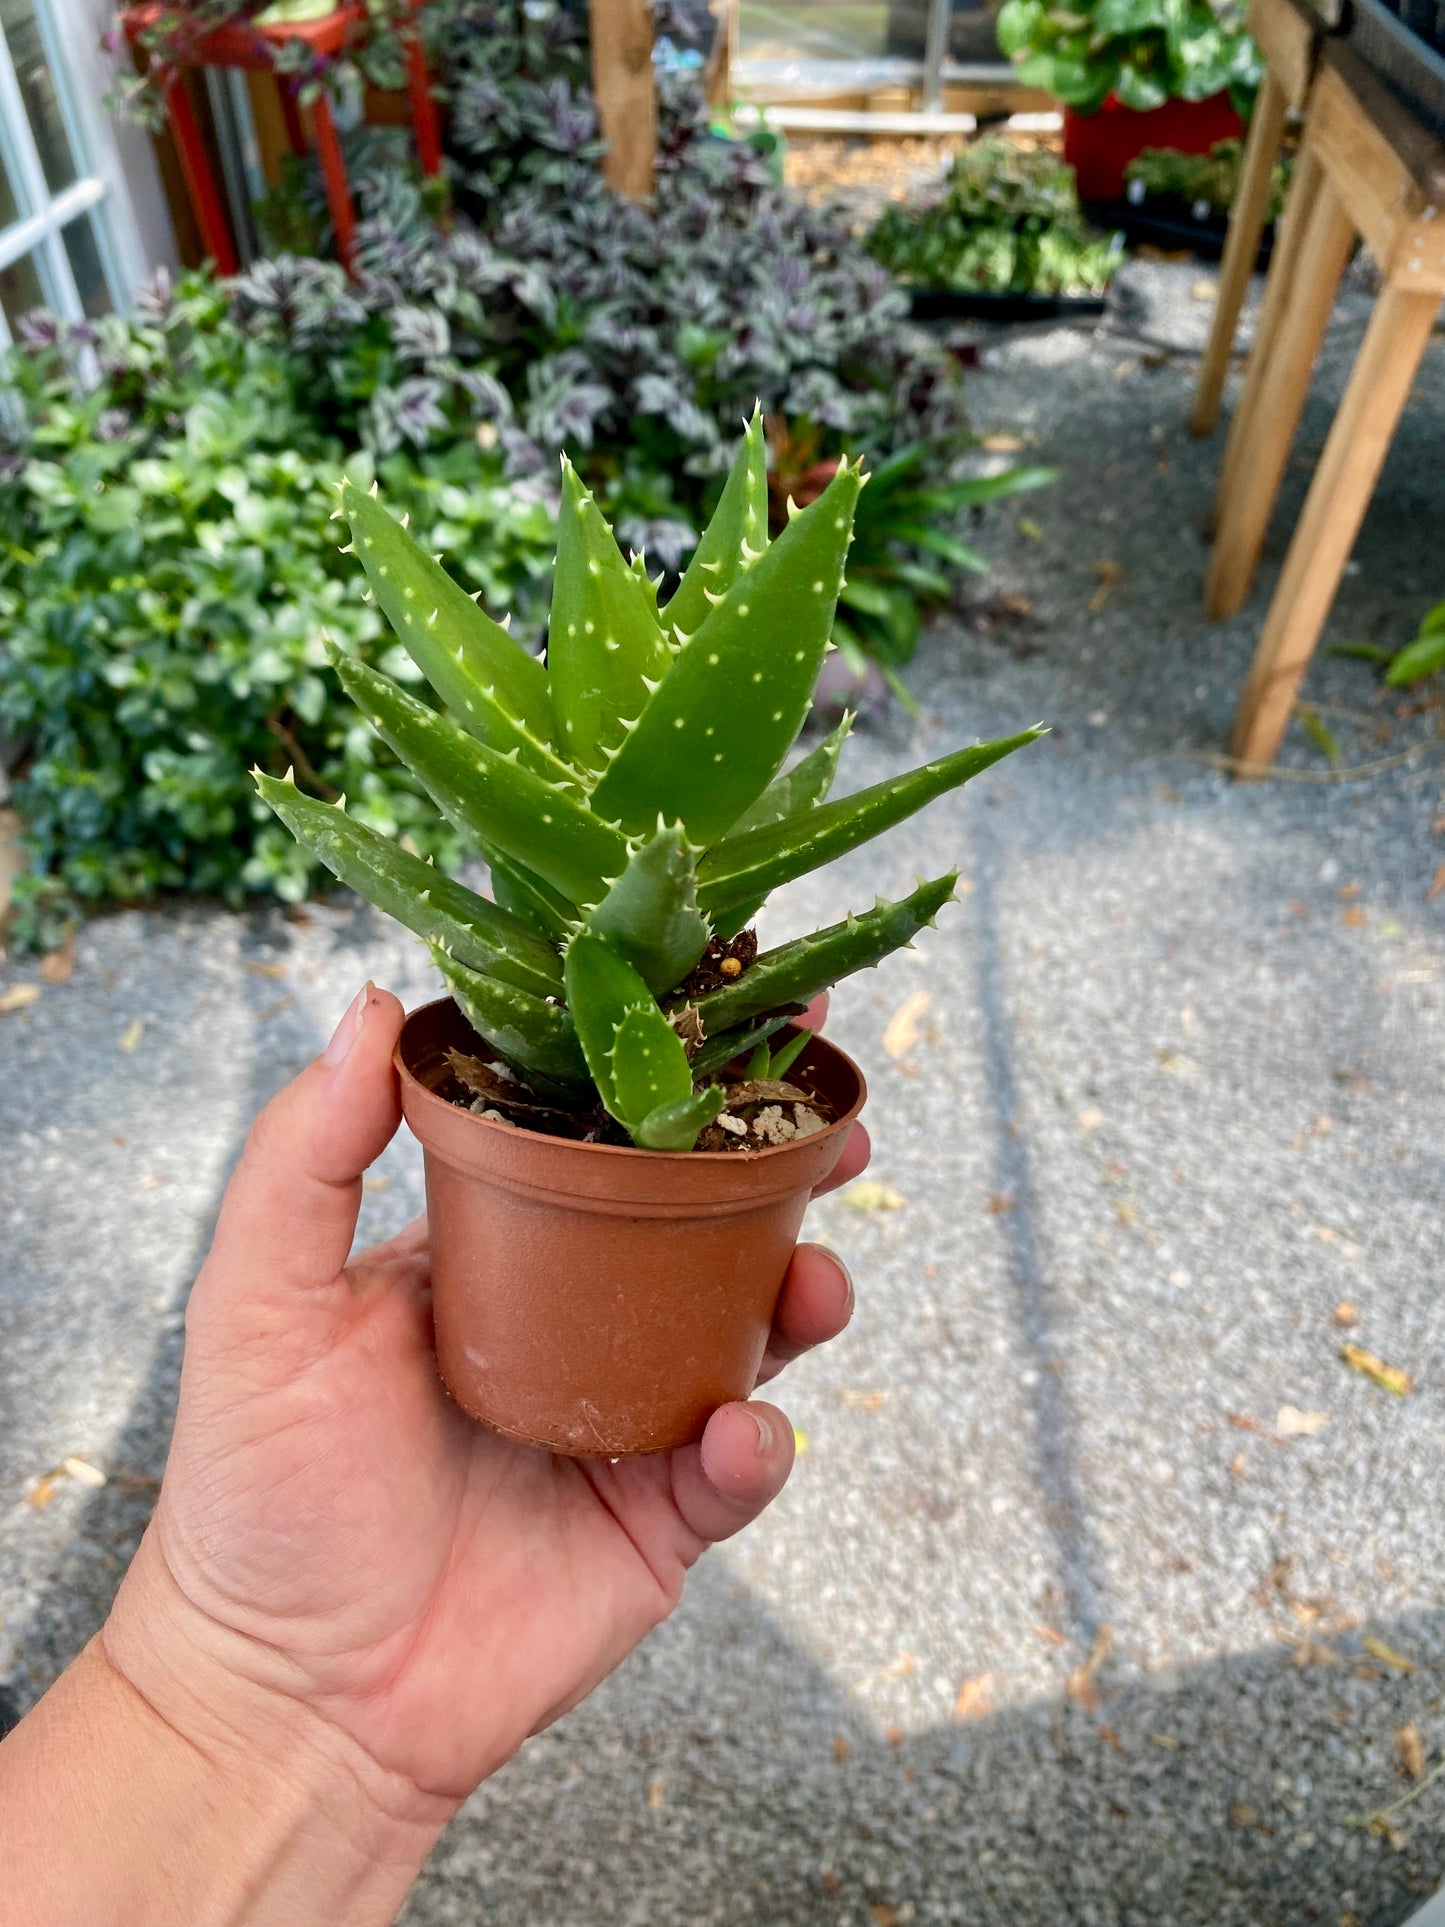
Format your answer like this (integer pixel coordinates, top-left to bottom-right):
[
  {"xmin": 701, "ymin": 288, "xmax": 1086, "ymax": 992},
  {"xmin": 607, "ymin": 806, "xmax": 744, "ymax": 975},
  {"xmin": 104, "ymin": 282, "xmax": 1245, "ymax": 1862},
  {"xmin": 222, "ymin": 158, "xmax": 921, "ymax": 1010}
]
[{"xmin": 394, "ymin": 995, "xmax": 867, "ymax": 1167}]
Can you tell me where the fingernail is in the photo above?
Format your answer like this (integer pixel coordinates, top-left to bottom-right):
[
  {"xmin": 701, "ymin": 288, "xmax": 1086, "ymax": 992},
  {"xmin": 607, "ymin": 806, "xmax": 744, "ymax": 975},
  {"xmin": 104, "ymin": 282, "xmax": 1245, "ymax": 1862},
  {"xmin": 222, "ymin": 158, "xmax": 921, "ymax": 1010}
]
[
  {"xmin": 323, "ymin": 983, "xmax": 371, "ymax": 1067},
  {"xmin": 749, "ymin": 1408, "xmax": 775, "ymax": 1456},
  {"xmin": 831, "ymin": 1251, "xmax": 855, "ymax": 1323}
]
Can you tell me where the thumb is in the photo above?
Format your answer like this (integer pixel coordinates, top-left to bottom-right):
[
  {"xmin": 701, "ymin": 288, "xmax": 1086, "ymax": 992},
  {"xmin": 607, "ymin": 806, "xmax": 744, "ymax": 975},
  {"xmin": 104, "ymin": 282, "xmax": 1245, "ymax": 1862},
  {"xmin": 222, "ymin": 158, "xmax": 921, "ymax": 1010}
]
[{"xmin": 199, "ymin": 984, "xmax": 406, "ymax": 1318}]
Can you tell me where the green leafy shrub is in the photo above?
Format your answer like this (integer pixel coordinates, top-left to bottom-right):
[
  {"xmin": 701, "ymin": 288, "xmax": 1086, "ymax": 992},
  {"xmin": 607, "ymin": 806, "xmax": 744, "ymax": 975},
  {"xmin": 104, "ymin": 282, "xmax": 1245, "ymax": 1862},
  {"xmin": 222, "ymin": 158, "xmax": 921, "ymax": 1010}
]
[
  {"xmin": 868, "ymin": 139, "xmax": 1122, "ymax": 297},
  {"xmin": 1124, "ymin": 138, "xmax": 1289, "ymax": 220},
  {"xmin": 996, "ymin": 0, "xmax": 1262, "ymax": 116},
  {"xmin": 0, "ymin": 275, "xmax": 556, "ymax": 947},
  {"xmin": 766, "ymin": 417, "xmax": 1056, "ymax": 693}
]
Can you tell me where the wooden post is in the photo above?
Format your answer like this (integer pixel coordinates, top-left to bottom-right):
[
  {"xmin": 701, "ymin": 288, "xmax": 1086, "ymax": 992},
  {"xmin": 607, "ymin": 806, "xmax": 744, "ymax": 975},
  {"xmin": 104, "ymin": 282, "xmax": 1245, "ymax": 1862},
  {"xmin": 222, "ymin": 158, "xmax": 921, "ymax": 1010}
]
[
  {"xmin": 1228, "ymin": 279, "xmax": 1439, "ymax": 771},
  {"xmin": 1189, "ymin": 70, "xmax": 1290, "ymax": 439},
  {"xmin": 1203, "ymin": 162, "xmax": 1354, "ymax": 620},
  {"xmin": 589, "ymin": 0, "xmax": 656, "ymax": 201}
]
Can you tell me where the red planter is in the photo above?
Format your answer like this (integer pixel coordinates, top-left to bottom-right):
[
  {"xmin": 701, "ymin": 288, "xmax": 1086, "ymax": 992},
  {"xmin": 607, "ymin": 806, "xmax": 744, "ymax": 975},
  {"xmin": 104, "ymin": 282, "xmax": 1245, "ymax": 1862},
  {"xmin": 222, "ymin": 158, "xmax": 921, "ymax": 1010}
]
[{"xmin": 1063, "ymin": 92, "xmax": 1245, "ymax": 202}]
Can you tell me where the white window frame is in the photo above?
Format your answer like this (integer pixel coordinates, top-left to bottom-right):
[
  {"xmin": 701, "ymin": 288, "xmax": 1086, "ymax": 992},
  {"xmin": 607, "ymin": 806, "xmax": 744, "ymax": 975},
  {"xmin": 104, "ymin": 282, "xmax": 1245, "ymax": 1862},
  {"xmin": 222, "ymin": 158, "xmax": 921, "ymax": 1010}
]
[{"xmin": 0, "ymin": 0, "xmax": 175, "ymax": 344}]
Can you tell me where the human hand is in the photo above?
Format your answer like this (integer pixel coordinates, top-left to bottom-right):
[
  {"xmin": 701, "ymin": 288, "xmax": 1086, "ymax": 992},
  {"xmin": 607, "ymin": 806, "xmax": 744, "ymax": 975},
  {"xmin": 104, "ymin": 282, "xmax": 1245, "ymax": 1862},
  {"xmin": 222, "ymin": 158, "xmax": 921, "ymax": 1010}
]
[{"xmin": 104, "ymin": 984, "xmax": 867, "ymax": 1841}]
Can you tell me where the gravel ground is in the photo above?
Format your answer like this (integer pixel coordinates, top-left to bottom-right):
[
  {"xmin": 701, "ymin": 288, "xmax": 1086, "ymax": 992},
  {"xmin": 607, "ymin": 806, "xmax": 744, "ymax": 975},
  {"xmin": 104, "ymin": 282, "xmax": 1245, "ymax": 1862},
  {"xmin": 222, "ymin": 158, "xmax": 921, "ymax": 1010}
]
[{"xmin": 2, "ymin": 260, "xmax": 1443, "ymax": 1925}]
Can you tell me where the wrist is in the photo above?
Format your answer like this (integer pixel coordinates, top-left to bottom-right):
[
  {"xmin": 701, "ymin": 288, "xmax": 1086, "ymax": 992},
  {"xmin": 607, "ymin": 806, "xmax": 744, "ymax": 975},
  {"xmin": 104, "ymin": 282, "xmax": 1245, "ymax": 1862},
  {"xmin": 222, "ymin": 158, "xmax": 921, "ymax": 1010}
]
[{"xmin": 94, "ymin": 1529, "xmax": 457, "ymax": 1924}]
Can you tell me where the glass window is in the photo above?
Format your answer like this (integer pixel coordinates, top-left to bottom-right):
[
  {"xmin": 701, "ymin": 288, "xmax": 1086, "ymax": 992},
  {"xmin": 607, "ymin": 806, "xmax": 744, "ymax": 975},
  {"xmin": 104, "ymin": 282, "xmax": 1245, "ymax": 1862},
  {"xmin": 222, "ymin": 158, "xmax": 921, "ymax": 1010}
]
[
  {"xmin": 0, "ymin": 243, "xmax": 44, "ymax": 329},
  {"xmin": 62, "ymin": 210, "xmax": 110, "ymax": 317},
  {"xmin": 0, "ymin": 0, "xmax": 76, "ymax": 194}
]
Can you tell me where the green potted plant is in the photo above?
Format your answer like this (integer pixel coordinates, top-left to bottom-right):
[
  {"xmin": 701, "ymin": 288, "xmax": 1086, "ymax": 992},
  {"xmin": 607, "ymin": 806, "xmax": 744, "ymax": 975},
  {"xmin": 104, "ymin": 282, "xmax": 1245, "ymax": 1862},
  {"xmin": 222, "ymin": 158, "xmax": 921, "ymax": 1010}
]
[
  {"xmin": 259, "ymin": 412, "xmax": 1040, "ymax": 1455},
  {"xmin": 996, "ymin": 0, "xmax": 1263, "ymax": 201}
]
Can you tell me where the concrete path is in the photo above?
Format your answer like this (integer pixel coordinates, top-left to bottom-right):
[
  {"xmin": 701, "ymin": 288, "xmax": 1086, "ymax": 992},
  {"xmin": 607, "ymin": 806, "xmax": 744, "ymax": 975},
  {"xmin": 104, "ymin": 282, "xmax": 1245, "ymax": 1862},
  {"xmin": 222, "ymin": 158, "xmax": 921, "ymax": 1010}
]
[{"xmin": 2, "ymin": 261, "xmax": 1443, "ymax": 1925}]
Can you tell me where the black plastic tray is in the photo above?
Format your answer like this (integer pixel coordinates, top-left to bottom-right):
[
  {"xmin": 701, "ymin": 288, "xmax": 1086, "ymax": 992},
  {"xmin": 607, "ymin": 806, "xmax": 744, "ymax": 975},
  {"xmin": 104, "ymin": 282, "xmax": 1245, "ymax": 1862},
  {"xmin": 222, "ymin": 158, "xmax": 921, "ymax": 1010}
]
[
  {"xmin": 1343, "ymin": 0, "xmax": 1445, "ymax": 137},
  {"xmin": 1083, "ymin": 197, "xmax": 1276, "ymax": 267},
  {"xmin": 907, "ymin": 287, "xmax": 1110, "ymax": 321}
]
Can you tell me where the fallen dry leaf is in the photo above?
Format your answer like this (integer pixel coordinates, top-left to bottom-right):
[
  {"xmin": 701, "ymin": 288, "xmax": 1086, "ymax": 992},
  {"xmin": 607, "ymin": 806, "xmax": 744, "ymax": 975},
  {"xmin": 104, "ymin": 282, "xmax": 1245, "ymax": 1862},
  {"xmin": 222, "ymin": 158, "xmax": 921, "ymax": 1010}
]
[
  {"xmin": 1018, "ymin": 516, "xmax": 1044, "ymax": 541},
  {"xmin": 118, "ymin": 1017, "xmax": 145, "ymax": 1052},
  {"xmin": 1148, "ymin": 1731, "xmax": 1181, "ymax": 1750},
  {"xmin": 1229, "ymin": 1450, "xmax": 1248, "ymax": 1479},
  {"xmin": 0, "ymin": 983, "xmax": 41, "ymax": 1014},
  {"xmin": 1334, "ymin": 1301, "xmax": 1359, "ymax": 1327},
  {"xmin": 1363, "ymin": 1635, "xmax": 1416, "ymax": 1674},
  {"xmin": 870, "ymin": 1907, "xmax": 900, "ymax": 1927},
  {"xmin": 243, "ymin": 959, "xmax": 287, "ymax": 980},
  {"xmin": 840, "ymin": 1389, "xmax": 887, "ymax": 1412},
  {"xmin": 954, "ymin": 1673, "xmax": 995, "ymax": 1721},
  {"xmin": 1066, "ymin": 1625, "xmax": 1115, "ymax": 1715},
  {"xmin": 986, "ymin": 1191, "xmax": 1015, "ymax": 1215},
  {"xmin": 61, "ymin": 1456, "xmax": 105, "ymax": 1487},
  {"xmin": 1339, "ymin": 880, "xmax": 1363, "ymax": 900},
  {"xmin": 1428, "ymin": 863, "xmax": 1445, "ymax": 902},
  {"xmin": 1033, "ymin": 1623, "xmax": 1066, "ymax": 1646},
  {"xmin": 1276, "ymin": 1406, "xmax": 1329, "ymax": 1437},
  {"xmin": 1341, "ymin": 907, "xmax": 1367, "ymax": 929},
  {"xmin": 840, "ymin": 1179, "xmax": 907, "ymax": 1213},
  {"xmin": 646, "ymin": 1776, "xmax": 666, "ymax": 1812},
  {"xmin": 981, "ymin": 432, "xmax": 1025, "ymax": 452},
  {"xmin": 1397, "ymin": 1723, "xmax": 1427, "ymax": 1781},
  {"xmin": 833, "ymin": 1735, "xmax": 850, "ymax": 1761},
  {"xmin": 1341, "ymin": 1344, "xmax": 1412, "ymax": 1396},
  {"xmin": 39, "ymin": 933, "xmax": 75, "ymax": 984},
  {"xmin": 882, "ymin": 990, "xmax": 933, "ymax": 1061},
  {"xmin": 1229, "ymin": 1802, "xmax": 1256, "ymax": 1827},
  {"xmin": 819, "ymin": 1868, "xmax": 843, "ymax": 1894},
  {"xmin": 257, "ymin": 994, "xmax": 294, "ymax": 1022},
  {"xmin": 1097, "ymin": 1724, "xmax": 1123, "ymax": 1752},
  {"xmin": 884, "ymin": 1726, "xmax": 905, "ymax": 1748},
  {"xmin": 1088, "ymin": 558, "xmax": 1125, "ymax": 615}
]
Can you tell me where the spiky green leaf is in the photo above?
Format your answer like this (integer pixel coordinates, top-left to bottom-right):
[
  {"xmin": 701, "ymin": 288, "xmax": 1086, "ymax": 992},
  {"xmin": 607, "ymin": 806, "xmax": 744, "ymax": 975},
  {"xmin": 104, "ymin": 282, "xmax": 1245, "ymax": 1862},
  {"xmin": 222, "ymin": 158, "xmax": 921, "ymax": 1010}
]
[
  {"xmin": 636, "ymin": 1085, "xmax": 726, "ymax": 1151},
  {"xmin": 483, "ymin": 847, "xmax": 577, "ymax": 942},
  {"xmin": 255, "ymin": 774, "xmax": 561, "ymax": 998},
  {"xmin": 610, "ymin": 1003, "xmax": 694, "ymax": 1130},
  {"xmin": 432, "ymin": 946, "xmax": 589, "ymax": 1094},
  {"xmin": 584, "ymin": 822, "xmax": 711, "ymax": 993},
  {"xmin": 589, "ymin": 460, "xmax": 866, "ymax": 844},
  {"xmin": 690, "ymin": 874, "xmax": 959, "ymax": 1035},
  {"xmin": 330, "ymin": 647, "xmax": 629, "ymax": 910},
  {"xmin": 547, "ymin": 460, "xmax": 671, "ymax": 775},
  {"xmin": 663, "ymin": 406, "xmax": 769, "ymax": 642},
  {"xmin": 722, "ymin": 713, "xmax": 852, "ymax": 840},
  {"xmin": 688, "ymin": 1011, "xmax": 799, "ymax": 1080},
  {"xmin": 711, "ymin": 715, "xmax": 853, "ymax": 938},
  {"xmin": 340, "ymin": 482, "xmax": 569, "ymax": 781},
  {"xmin": 697, "ymin": 729, "xmax": 1043, "ymax": 917},
  {"xmin": 562, "ymin": 931, "xmax": 658, "ymax": 1118},
  {"xmin": 766, "ymin": 1026, "xmax": 813, "ymax": 1081}
]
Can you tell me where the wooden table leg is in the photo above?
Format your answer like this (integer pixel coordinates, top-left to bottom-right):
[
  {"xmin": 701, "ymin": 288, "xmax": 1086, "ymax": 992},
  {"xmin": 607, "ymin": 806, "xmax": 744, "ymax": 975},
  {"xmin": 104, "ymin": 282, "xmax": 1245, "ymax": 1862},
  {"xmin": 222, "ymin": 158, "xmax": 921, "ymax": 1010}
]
[
  {"xmin": 405, "ymin": 33, "xmax": 443, "ymax": 179},
  {"xmin": 278, "ymin": 75, "xmax": 309, "ymax": 158},
  {"xmin": 1229, "ymin": 278, "xmax": 1440, "ymax": 772},
  {"xmin": 164, "ymin": 75, "xmax": 239, "ymax": 275},
  {"xmin": 1204, "ymin": 165, "xmax": 1354, "ymax": 620},
  {"xmin": 309, "ymin": 90, "xmax": 358, "ymax": 275},
  {"xmin": 1208, "ymin": 140, "xmax": 1322, "ymax": 539},
  {"xmin": 1190, "ymin": 70, "xmax": 1291, "ymax": 439}
]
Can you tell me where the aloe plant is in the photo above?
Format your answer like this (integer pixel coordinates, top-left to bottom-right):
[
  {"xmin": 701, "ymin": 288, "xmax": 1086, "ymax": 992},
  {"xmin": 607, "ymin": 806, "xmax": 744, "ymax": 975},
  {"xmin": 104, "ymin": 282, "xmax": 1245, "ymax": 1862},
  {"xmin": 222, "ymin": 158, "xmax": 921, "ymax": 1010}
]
[{"xmin": 258, "ymin": 411, "xmax": 1042, "ymax": 1149}]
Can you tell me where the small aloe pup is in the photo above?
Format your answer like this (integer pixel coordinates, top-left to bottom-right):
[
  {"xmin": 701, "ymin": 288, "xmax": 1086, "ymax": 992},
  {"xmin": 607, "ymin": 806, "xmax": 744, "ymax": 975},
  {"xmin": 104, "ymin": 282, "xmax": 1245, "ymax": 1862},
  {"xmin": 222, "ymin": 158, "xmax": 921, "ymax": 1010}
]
[{"xmin": 257, "ymin": 412, "xmax": 1040, "ymax": 1152}]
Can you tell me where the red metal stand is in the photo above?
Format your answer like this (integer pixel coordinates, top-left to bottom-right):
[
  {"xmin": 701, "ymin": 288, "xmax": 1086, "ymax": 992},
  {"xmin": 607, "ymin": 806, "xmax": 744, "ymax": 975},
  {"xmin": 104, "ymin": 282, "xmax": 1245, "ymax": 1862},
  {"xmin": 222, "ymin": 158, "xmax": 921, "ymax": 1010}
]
[{"xmin": 122, "ymin": 2, "xmax": 444, "ymax": 278}]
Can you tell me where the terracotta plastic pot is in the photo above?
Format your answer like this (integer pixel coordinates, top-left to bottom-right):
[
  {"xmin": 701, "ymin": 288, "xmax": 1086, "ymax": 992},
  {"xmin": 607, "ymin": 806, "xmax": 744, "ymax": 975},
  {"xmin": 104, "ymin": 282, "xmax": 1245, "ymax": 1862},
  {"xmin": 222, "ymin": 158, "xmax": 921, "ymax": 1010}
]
[
  {"xmin": 395, "ymin": 997, "xmax": 866, "ymax": 1457},
  {"xmin": 1063, "ymin": 92, "xmax": 1245, "ymax": 202}
]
